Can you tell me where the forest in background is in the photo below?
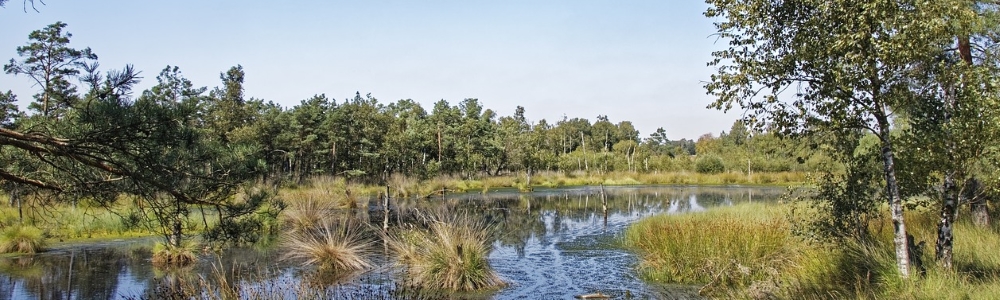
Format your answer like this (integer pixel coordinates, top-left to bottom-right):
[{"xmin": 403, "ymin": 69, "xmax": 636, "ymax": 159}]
[{"xmin": 1, "ymin": 22, "xmax": 826, "ymax": 189}]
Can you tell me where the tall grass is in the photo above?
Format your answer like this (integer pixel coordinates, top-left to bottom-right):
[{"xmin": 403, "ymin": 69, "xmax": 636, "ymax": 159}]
[
  {"xmin": 625, "ymin": 202, "xmax": 1000, "ymax": 299},
  {"xmin": 280, "ymin": 176, "xmax": 364, "ymax": 209},
  {"xmin": 282, "ymin": 199, "xmax": 335, "ymax": 233},
  {"xmin": 282, "ymin": 220, "xmax": 375, "ymax": 275},
  {"xmin": 622, "ymin": 203, "xmax": 797, "ymax": 296},
  {"xmin": 0, "ymin": 225, "xmax": 45, "ymax": 254},
  {"xmin": 386, "ymin": 212, "xmax": 505, "ymax": 292}
]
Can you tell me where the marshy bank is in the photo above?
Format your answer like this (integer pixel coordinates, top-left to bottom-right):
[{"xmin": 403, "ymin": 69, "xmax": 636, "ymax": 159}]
[
  {"xmin": 624, "ymin": 202, "xmax": 1000, "ymax": 299},
  {"xmin": 0, "ymin": 185, "xmax": 783, "ymax": 299}
]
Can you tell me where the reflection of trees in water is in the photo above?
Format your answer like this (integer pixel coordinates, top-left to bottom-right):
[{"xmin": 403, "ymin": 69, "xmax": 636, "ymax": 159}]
[
  {"xmin": 0, "ymin": 241, "xmax": 293, "ymax": 300},
  {"xmin": 395, "ymin": 186, "xmax": 785, "ymax": 257},
  {"xmin": 0, "ymin": 186, "xmax": 784, "ymax": 298},
  {"xmin": 0, "ymin": 244, "xmax": 153, "ymax": 300}
]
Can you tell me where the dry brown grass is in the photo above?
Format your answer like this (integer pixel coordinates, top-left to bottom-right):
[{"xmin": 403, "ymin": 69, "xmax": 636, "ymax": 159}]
[
  {"xmin": 282, "ymin": 220, "xmax": 375, "ymax": 274},
  {"xmin": 386, "ymin": 211, "xmax": 504, "ymax": 291}
]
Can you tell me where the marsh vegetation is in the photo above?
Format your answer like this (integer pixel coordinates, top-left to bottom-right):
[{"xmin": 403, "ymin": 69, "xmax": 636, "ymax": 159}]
[{"xmin": 0, "ymin": 186, "xmax": 777, "ymax": 299}]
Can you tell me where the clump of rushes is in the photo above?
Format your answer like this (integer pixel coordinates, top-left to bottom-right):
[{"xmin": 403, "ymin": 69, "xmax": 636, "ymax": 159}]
[
  {"xmin": 282, "ymin": 219, "xmax": 375, "ymax": 275},
  {"xmin": 152, "ymin": 241, "xmax": 198, "ymax": 267},
  {"xmin": 387, "ymin": 211, "xmax": 505, "ymax": 292},
  {"xmin": 0, "ymin": 225, "xmax": 45, "ymax": 254}
]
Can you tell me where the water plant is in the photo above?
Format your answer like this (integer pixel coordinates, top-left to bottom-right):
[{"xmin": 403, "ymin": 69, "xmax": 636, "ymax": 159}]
[
  {"xmin": 0, "ymin": 225, "xmax": 45, "ymax": 254},
  {"xmin": 386, "ymin": 211, "xmax": 504, "ymax": 291},
  {"xmin": 152, "ymin": 241, "xmax": 198, "ymax": 267},
  {"xmin": 282, "ymin": 219, "xmax": 375, "ymax": 274}
]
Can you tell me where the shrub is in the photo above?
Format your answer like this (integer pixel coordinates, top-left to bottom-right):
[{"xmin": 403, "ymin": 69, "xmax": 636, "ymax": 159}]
[{"xmin": 694, "ymin": 155, "xmax": 726, "ymax": 174}]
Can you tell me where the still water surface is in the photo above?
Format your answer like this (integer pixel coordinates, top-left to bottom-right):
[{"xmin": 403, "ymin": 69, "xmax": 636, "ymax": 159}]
[{"xmin": 0, "ymin": 185, "xmax": 783, "ymax": 299}]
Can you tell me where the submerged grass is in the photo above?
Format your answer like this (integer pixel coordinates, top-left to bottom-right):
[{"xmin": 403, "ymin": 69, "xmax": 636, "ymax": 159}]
[
  {"xmin": 387, "ymin": 211, "xmax": 504, "ymax": 292},
  {"xmin": 625, "ymin": 202, "xmax": 1000, "ymax": 299}
]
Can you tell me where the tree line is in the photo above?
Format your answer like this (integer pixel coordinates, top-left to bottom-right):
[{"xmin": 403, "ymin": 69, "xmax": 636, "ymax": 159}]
[
  {"xmin": 0, "ymin": 22, "xmax": 820, "ymax": 246},
  {"xmin": 3, "ymin": 23, "xmax": 821, "ymax": 188}
]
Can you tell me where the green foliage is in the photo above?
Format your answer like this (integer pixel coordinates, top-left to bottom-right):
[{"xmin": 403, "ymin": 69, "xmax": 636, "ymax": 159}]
[
  {"xmin": 694, "ymin": 155, "xmax": 726, "ymax": 174},
  {"xmin": 3, "ymin": 21, "xmax": 96, "ymax": 117},
  {"xmin": 151, "ymin": 241, "xmax": 198, "ymax": 267},
  {"xmin": 0, "ymin": 225, "xmax": 44, "ymax": 254},
  {"xmin": 790, "ymin": 131, "xmax": 884, "ymax": 242}
]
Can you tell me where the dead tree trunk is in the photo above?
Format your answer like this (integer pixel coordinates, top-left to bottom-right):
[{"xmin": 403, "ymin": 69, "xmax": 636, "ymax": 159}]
[{"xmin": 967, "ymin": 178, "xmax": 989, "ymax": 227}]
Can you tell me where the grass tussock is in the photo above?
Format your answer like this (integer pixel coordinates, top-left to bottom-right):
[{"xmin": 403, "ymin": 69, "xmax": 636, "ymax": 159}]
[
  {"xmin": 387, "ymin": 212, "xmax": 504, "ymax": 292},
  {"xmin": 282, "ymin": 220, "xmax": 375, "ymax": 275},
  {"xmin": 388, "ymin": 173, "xmax": 421, "ymax": 198},
  {"xmin": 282, "ymin": 199, "xmax": 335, "ymax": 232},
  {"xmin": 152, "ymin": 241, "xmax": 198, "ymax": 267},
  {"xmin": 0, "ymin": 225, "xmax": 45, "ymax": 254}
]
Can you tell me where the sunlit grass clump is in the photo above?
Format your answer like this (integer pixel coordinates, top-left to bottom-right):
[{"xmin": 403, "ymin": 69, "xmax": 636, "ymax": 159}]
[
  {"xmin": 152, "ymin": 241, "xmax": 198, "ymax": 267},
  {"xmin": 282, "ymin": 220, "xmax": 375, "ymax": 275},
  {"xmin": 622, "ymin": 203, "xmax": 797, "ymax": 295},
  {"xmin": 280, "ymin": 176, "xmax": 361, "ymax": 209},
  {"xmin": 387, "ymin": 212, "xmax": 504, "ymax": 291},
  {"xmin": 0, "ymin": 225, "xmax": 45, "ymax": 254},
  {"xmin": 282, "ymin": 199, "xmax": 335, "ymax": 233},
  {"xmin": 625, "ymin": 202, "xmax": 1000, "ymax": 299}
]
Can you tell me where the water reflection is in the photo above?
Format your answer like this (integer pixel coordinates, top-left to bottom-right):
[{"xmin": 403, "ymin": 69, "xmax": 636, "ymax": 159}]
[{"xmin": 0, "ymin": 185, "xmax": 782, "ymax": 299}]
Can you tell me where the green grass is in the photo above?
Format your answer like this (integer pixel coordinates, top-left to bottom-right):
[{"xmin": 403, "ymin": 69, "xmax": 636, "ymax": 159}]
[
  {"xmin": 152, "ymin": 240, "xmax": 199, "ymax": 267},
  {"xmin": 0, "ymin": 225, "xmax": 45, "ymax": 254},
  {"xmin": 386, "ymin": 212, "xmax": 505, "ymax": 292},
  {"xmin": 622, "ymin": 203, "xmax": 798, "ymax": 296},
  {"xmin": 624, "ymin": 203, "xmax": 1000, "ymax": 299}
]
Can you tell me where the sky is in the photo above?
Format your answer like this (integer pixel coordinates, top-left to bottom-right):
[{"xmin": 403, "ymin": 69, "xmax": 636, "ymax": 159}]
[{"xmin": 0, "ymin": 1, "xmax": 737, "ymax": 140}]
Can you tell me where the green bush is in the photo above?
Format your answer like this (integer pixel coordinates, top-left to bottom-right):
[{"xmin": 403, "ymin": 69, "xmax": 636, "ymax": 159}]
[{"xmin": 695, "ymin": 155, "xmax": 726, "ymax": 174}]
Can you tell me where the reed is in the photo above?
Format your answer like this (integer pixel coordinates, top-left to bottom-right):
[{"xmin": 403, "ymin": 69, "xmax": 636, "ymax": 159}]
[{"xmin": 281, "ymin": 199, "xmax": 335, "ymax": 233}]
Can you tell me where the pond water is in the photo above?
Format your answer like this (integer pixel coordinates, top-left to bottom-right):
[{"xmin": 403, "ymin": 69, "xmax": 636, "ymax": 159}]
[{"xmin": 0, "ymin": 185, "xmax": 784, "ymax": 299}]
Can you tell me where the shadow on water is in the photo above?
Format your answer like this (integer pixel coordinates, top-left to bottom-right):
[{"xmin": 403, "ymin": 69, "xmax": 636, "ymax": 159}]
[{"xmin": 0, "ymin": 185, "xmax": 782, "ymax": 299}]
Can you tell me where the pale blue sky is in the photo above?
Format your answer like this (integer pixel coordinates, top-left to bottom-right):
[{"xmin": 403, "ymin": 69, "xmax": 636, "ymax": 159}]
[{"xmin": 1, "ymin": 1, "xmax": 734, "ymax": 139}]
